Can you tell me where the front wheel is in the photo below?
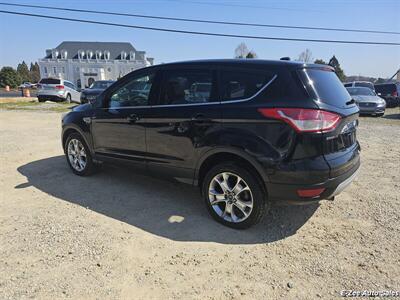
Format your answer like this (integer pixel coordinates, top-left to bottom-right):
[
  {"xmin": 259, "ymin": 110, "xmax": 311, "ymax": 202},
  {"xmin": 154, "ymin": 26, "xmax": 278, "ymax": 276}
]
[
  {"xmin": 202, "ymin": 163, "xmax": 269, "ymax": 229},
  {"xmin": 65, "ymin": 133, "xmax": 95, "ymax": 176}
]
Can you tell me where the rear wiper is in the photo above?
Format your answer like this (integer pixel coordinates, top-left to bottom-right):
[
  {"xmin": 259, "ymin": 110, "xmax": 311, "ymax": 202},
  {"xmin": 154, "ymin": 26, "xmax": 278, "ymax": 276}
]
[{"xmin": 346, "ymin": 99, "xmax": 356, "ymax": 105}]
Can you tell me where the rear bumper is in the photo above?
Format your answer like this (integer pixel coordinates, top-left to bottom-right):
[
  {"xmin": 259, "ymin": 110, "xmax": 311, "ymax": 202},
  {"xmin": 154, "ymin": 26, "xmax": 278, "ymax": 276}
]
[
  {"xmin": 267, "ymin": 154, "xmax": 360, "ymax": 205},
  {"xmin": 38, "ymin": 95, "xmax": 65, "ymax": 102}
]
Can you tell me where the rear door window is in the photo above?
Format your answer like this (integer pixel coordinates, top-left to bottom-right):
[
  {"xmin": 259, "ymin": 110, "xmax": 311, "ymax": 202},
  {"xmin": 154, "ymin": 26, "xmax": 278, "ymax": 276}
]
[
  {"xmin": 159, "ymin": 69, "xmax": 214, "ymax": 105},
  {"xmin": 39, "ymin": 78, "xmax": 60, "ymax": 85},
  {"xmin": 299, "ymin": 68, "xmax": 351, "ymax": 108},
  {"xmin": 219, "ymin": 70, "xmax": 275, "ymax": 101}
]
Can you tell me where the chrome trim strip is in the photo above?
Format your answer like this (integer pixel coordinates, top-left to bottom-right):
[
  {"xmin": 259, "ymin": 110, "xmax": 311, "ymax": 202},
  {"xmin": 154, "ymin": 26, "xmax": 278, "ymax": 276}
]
[
  {"xmin": 98, "ymin": 74, "xmax": 278, "ymax": 110},
  {"xmin": 218, "ymin": 74, "xmax": 278, "ymax": 104},
  {"xmin": 328, "ymin": 167, "xmax": 360, "ymax": 198}
]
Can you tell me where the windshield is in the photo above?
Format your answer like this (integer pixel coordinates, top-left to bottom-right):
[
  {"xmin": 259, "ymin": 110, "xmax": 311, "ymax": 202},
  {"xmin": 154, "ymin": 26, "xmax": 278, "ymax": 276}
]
[
  {"xmin": 346, "ymin": 87, "xmax": 375, "ymax": 96},
  {"xmin": 194, "ymin": 83, "xmax": 211, "ymax": 92},
  {"xmin": 39, "ymin": 78, "xmax": 60, "ymax": 85},
  {"xmin": 89, "ymin": 81, "xmax": 114, "ymax": 89},
  {"xmin": 299, "ymin": 68, "xmax": 351, "ymax": 108}
]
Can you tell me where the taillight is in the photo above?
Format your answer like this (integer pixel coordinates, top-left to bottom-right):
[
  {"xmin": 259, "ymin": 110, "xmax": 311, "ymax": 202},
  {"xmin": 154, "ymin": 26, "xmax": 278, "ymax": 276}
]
[
  {"xmin": 55, "ymin": 85, "xmax": 64, "ymax": 90},
  {"xmin": 258, "ymin": 108, "xmax": 341, "ymax": 133},
  {"xmin": 297, "ymin": 188, "xmax": 325, "ymax": 198},
  {"xmin": 392, "ymin": 91, "xmax": 398, "ymax": 97}
]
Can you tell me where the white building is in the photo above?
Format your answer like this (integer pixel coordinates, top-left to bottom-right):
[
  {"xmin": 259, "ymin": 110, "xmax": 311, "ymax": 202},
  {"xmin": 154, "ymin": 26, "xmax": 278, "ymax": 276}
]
[{"xmin": 38, "ymin": 41, "xmax": 154, "ymax": 89}]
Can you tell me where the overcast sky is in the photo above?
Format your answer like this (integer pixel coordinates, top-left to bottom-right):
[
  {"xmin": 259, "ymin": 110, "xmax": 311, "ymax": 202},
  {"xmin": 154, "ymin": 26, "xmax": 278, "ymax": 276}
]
[{"xmin": 0, "ymin": 0, "xmax": 399, "ymax": 78}]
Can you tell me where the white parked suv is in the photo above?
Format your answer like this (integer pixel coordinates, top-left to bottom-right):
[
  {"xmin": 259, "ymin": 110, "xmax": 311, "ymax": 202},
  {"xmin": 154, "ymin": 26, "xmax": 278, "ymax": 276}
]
[{"xmin": 37, "ymin": 78, "xmax": 81, "ymax": 103}]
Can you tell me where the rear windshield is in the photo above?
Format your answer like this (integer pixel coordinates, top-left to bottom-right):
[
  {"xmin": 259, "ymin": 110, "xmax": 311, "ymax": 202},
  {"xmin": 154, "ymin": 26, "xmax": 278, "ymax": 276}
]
[
  {"xmin": 374, "ymin": 84, "xmax": 396, "ymax": 95},
  {"xmin": 346, "ymin": 87, "xmax": 375, "ymax": 96},
  {"xmin": 39, "ymin": 78, "xmax": 60, "ymax": 85},
  {"xmin": 354, "ymin": 82, "xmax": 374, "ymax": 89},
  {"xmin": 299, "ymin": 69, "xmax": 351, "ymax": 107}
]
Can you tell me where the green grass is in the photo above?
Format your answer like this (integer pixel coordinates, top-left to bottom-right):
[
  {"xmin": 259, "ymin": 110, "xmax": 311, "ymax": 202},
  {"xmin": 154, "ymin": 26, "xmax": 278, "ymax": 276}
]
[{"xmin": 0, "ymin": 101, "xmax": 74, "ymax": 113}]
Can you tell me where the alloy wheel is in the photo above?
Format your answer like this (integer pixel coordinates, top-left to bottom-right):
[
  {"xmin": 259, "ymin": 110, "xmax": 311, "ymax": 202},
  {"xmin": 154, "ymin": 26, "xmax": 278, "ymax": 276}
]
[
  {"xmin": 67, "ymin": 139, "xmax": 87, "ymax": 172},
  {"xmin": 208, "ymin": 172, "xmax": 254, "ymax": 223}
]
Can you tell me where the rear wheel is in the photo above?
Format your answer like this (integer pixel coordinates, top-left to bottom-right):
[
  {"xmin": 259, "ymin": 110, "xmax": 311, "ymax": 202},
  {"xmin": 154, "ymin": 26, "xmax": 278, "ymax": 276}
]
[
  {"xmin": 202, "ymin": 162, "xmax": 269, "ymax": 229},
  {"xmin": 65, "ymin": 133, "xmax": 95, "ymax": 176},
  {"xmin": 65, "ymin": 94, "xmax": 71, "ymax": 103}
]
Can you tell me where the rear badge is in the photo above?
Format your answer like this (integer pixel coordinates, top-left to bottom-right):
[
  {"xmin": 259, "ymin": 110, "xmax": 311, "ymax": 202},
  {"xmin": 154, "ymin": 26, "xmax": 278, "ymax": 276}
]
[{"xmin": 341, "ymin": 120, "xmax": 357, "ymax": 134}]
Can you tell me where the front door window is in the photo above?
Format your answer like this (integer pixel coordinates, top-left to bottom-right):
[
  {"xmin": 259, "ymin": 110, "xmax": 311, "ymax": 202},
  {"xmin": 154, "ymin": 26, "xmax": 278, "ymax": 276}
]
[{"xmin": 109, "ymin": 73, "xmax": 155, "ymax": 108}]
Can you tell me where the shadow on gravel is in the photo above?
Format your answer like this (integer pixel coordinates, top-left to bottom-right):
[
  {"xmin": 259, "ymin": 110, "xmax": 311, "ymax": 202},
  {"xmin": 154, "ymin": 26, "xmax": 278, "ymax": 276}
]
[
  {"xmin": 382, "ymin": 113, "xmax": 400, "ymax": 120},
  {"xmin": 17, "ymin": 156, "xmax": 318, "ymax": 244}
]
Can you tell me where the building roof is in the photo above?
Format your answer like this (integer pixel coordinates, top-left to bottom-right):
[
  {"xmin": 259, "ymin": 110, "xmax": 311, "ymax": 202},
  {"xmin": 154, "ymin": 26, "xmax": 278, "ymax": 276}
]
[{"xmin": 46, "ymin": 41, "xmax": 142, "ymax": 59}]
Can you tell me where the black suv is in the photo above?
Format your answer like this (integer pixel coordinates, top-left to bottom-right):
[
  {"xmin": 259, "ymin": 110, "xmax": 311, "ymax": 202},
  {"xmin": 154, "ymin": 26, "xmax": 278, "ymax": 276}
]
[
  {"xmin": 374, "ymin": 82, "xmax": 400, "ymax": 107},
  {"xmin": 62, "ymin": 59, "xmax": 361, "ymax": 229}
]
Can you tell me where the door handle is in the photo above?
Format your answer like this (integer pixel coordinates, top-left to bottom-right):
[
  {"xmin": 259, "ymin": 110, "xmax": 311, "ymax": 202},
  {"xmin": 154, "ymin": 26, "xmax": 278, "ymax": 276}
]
[
  {"xmin": 191, "ymin": 114, "xmax": 209, "ymax": 122},
  {"xmin": 127, "ymin": 114, "xmax": 140, "ymax": 123}
]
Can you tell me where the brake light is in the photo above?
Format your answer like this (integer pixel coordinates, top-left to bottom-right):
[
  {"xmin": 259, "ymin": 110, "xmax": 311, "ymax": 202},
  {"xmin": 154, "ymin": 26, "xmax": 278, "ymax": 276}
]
[
  {"xmin": 297, "ymin": 188, "xmax": 325, "ymax": 198},
  {"xmin": 55, "ymin": 85, "xmax": 64, "ymax": 90},
  {"xmin": 258, "ymin": 108, "xmax": 341, "ymax": 133},
  {"xmin": 392, "ymin": 90, "xmax": 398, "ymax": 97}
]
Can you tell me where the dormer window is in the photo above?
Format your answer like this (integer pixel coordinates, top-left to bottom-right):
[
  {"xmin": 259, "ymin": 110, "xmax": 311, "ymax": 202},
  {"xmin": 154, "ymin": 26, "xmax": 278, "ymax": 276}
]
[
  {"xmin": 86, "ymin": 50, "xmax": 94, "ymax": 60},
  {"xmin": 52, "ymin": 49, "xmax": 59, "ymax": 59},
  {"xmin": 95, "ymin": 50, "xmax": 102, "ymax": 60},
  {"xmin": 121, "ymin": 51, "xmax": 127, "ymax": 60},
  {"xmin": 60, "ymin": 49, "xmax": 68, "ymax": 59},
  {"xmin": 129, "ymin": 51, "xmax": 135, "ymax": 60},
  {"xmin": 78, "ymin": 49, "xmax": 85, "ymax": 60}
]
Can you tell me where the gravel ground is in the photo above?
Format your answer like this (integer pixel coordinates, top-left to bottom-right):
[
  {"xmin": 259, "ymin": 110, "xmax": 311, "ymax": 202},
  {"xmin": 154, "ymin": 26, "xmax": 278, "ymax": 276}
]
[{"xmin": 0, "ymin": 108, "xmax": 399, "ymax": 299}]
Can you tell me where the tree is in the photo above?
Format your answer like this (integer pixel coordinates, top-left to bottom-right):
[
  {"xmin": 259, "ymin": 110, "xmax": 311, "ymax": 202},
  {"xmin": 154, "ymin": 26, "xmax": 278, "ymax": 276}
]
[
  {"xmin": 328, "ymin": 55, "xmax": 346, "ymax": 82},
  {"xmin": 17, "ymin": 61, "xmax": 30, "ymax": 83},
  {"xmin": 297, "ymin": 49, "xmax": 313, "ymax": 63},
  {"xmin": 30, "ymin": 62, "xmax": 41, "ymax": 83},
  {"xmin": 234, "ymin": 43, "xmax": 249, "ymax": 58},
  {"xmin": 246, "ymin": 50, "xmax": 257, "ymax": 59},
  {"xmin": 314, "ymin": 59, "xmax": 326, "ymax": 65},
  {"xmin": 0, "ymin": 67, "xmax": 21, "ymax": 88}
]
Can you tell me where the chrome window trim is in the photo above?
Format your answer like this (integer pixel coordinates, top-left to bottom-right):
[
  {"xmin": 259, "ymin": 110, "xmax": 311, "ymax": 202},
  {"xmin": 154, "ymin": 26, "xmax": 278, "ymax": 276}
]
[
  {"xmin": 100, "ymin": 74, "xmax": 277, "ymax": 109},
  {"xmin": 218, "ymin": 74, "xmax": 278, "ymax": 104}
]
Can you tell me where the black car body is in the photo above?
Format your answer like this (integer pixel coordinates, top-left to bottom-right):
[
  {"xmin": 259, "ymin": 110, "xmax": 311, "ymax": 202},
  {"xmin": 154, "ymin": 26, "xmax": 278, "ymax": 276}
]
[
  {"xmin": 374, "ymin": 82, "xmax": 400, "ymax": 108},
  {"xmin": 62, "ymin": 59, "xmax": 361, "ymax": 229},
  {"xmin": 80, "ymin": 80, "xmax": 115, "ymax": 104}
]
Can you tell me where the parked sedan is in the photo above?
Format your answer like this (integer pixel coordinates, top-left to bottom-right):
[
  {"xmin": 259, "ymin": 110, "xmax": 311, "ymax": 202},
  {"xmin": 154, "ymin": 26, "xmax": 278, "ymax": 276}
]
[
  {"xmin": 346, "ymin": 87, "xmax": 386, "ymax": 116},
  {"xmin": 80, "ymin": 80, "xmax": 115, "ymax": 104},
  {"xmin": 18, "ymin": 82, "xmax": 37, "ymax": 90}
]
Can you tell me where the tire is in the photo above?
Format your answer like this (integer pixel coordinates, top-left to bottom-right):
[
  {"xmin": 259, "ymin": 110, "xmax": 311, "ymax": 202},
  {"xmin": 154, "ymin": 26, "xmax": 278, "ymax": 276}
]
[
  {"xmin": 38, "ymin": 97, "xmax": 44, "ymax": 103},
  {"xmin": 202, "ymin": 162, "xmax": 269, "ymax": 229},
  {"xmin": 64, "ymin": 133, "xmax": 95, "ymax": 176},
  {"xmin": 65, "ymin": 94, "xmax": 71, "ymax": 103}
]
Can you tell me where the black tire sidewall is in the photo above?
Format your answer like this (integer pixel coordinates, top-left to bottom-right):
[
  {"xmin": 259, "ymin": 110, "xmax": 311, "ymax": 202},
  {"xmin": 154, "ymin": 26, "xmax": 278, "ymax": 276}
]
[
  {"xmin": 65, "ymin": 133, "xmax": 94, "ymax": 176},
  {"xmin": 66, "ymin": 94, "xmax": 71, "ymax": 103},
  {"xmin": 202, "ymin": 163, "xmax": 269, "ymax": 229}
]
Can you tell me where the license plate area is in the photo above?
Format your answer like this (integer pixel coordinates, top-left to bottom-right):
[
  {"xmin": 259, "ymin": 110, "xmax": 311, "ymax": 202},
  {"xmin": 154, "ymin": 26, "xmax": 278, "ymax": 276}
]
[{"xmin": 324, "ymin": 119, "xmax": 357, "ymax": 154}]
